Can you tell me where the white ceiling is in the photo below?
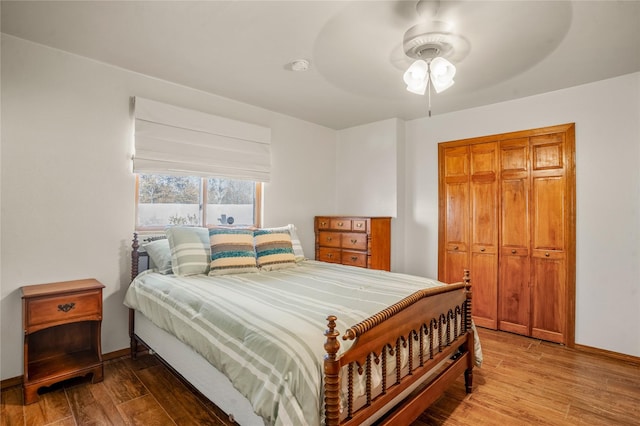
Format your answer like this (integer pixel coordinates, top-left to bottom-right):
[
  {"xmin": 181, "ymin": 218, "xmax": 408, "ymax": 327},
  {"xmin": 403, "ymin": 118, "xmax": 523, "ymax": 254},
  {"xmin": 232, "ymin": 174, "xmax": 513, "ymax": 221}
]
[{"xmin": 2, "ymin": 1, "xmax": 639, "ymax": 130}]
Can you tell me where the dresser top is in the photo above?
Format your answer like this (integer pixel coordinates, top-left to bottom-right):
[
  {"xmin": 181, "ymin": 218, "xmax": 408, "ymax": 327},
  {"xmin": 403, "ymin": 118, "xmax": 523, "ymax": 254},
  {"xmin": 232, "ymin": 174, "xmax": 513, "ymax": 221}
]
[
  {"xmin": 314, "ymin": 215, "xmax": 392, "ymax": 219},
  {"xmin": 22, "ymin": 278, "xmax": 104, "ymax": 298}
]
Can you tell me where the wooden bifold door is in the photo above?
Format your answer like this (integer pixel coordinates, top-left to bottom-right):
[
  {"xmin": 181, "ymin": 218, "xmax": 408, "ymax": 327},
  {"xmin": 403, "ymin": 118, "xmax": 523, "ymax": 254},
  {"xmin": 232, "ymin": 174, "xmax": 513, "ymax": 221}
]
[{"xmin": 438, "ymin": 123, "xmax": 575, "ymax": 346}]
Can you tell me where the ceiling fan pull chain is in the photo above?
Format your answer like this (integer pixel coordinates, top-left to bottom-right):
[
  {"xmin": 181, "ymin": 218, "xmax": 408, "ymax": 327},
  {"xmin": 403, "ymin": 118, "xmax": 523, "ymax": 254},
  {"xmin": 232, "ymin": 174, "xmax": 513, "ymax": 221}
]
[{"xmin": 427, "ymin": 77, "xmax": 432, "ymax": 117}]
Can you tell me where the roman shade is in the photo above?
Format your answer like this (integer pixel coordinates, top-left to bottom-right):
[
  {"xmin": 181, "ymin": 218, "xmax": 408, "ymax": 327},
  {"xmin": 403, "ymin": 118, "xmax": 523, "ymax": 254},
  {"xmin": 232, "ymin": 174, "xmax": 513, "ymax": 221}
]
[{"xmin": 133, "ymin": 97, "xmax": 271, "ymax": 182}]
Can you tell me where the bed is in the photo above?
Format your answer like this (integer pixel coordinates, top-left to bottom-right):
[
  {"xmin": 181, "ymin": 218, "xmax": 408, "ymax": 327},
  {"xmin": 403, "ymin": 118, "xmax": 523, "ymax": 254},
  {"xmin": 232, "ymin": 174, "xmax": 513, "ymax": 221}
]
[{"xmin": 125, "ymin": 227, "xmax": 480, "ymax": 426}]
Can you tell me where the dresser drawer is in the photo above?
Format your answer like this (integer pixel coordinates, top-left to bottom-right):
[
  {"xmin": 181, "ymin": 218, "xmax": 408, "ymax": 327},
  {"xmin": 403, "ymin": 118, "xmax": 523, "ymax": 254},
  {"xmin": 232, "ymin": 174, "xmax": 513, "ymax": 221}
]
[
  {"xmin": 316, "ymin": 217, "xmax": 331, "ymax": 230},
  {"xmin": 26, "ymin": 290, "xmax": 102, "ymax": 331},
  {"xmin": 352, "ymin": 220, "xmax": 367, "ymax": 232},
  {"xmin": 318, "ymin": 248, "xmax": 341, "ymax": 264},
  {"xmin": 330, "ymin": 218, "xmax": 351, "ymax": 231},
  {"xmin": 341, "ymin": 233, "xmax": 367, "ymax": 251},
  {"xmin": 341, "ymin": 250, "xmax": 367, "ymax": 268},
  {"xmin": 318, "ymin": 231, "xmax": 341, "ymax": 248}
]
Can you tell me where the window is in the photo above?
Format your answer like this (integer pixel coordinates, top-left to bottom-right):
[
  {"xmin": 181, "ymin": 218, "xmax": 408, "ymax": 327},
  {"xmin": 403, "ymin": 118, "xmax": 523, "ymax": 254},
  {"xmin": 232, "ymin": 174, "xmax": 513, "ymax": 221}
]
[{"xmin": 136, "ymin": 174, "xmax": 262, "ymax": 230}]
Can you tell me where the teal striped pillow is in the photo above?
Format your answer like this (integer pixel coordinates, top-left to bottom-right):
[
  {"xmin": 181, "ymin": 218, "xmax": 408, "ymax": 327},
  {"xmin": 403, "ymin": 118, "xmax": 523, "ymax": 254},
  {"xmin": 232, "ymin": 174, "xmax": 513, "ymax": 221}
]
[
  {"xmin": 208, "ymin": 228, "xmax": 258, "ymax": 276},
  {"xmin": 254, "ymin": 228, "xmax": 296, "ymax": 271},
  {"xmin": 166, "ymin": 227, "xmax": 211, "ymax": 276},
  {"xmin": 266, "ymin": 224, "xmax": 305, "ymax": 262}
]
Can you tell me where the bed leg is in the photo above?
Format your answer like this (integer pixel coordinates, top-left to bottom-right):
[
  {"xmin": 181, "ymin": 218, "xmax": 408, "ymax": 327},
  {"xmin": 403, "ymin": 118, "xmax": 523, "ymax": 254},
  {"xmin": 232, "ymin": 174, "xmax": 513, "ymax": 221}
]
[
  {"xmin": 129, "ymin": 308, "xmax": 137, "ymax": 360},
  {"xmin": 464, "ymin": 367, "xmax": 473, "ymax": 394},
  {"xmin": 464, "ymin": 326, "xmax": 475, "ymax": 394}
]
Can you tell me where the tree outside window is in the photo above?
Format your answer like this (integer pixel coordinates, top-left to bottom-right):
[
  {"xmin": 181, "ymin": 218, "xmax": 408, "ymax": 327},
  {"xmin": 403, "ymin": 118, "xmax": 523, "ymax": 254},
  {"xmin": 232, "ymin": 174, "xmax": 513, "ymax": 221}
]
[{"xmin": 136, "ymin": 174, "xmax": 259, "ymax": 229}]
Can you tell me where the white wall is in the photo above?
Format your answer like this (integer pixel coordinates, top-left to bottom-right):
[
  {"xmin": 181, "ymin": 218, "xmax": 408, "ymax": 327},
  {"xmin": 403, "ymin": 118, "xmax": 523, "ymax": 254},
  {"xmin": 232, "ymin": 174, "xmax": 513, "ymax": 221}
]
[
  {"xmin": 403, "ymin": 72, "xmax": 640, "ymax": 357},
  {"xmin": 335, "ymin": 118, "xmax": 405, "ymax": 270},
  {"xmin": 336, "ymin": 118, "xmax": 398, "ymax": 217},
  {"xmin": 0, "ymin": 35, "xmax": 336, "ymax": 380}
]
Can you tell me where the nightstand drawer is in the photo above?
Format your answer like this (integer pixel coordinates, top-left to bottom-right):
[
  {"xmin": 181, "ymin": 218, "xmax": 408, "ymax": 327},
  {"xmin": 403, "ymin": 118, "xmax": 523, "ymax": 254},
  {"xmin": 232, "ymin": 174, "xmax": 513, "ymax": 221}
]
[{"xmin": 26, "ymin": 290, "xmax": 102, "ymax": 331}]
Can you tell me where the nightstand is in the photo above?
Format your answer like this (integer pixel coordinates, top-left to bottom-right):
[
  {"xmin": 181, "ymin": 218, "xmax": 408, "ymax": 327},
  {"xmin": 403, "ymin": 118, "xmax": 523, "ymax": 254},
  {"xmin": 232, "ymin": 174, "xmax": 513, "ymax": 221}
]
[{"xmin": 22, "ymin": 279, "xmax": 105, "ymax": 404}]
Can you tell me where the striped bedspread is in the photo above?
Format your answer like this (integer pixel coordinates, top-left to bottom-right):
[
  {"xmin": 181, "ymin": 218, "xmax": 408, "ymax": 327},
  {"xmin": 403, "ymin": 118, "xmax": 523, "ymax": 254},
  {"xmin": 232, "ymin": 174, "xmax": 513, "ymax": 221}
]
[{"xmin": 124, "ymin": 260, "xmax": 460, "ymax": 426}]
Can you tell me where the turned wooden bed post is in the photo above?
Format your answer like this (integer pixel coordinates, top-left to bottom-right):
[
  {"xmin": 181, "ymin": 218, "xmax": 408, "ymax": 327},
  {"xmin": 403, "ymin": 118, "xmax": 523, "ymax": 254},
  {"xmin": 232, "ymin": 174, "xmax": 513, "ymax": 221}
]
[
  {"xmin": 131, "ymin": 232, "xmax": 140, "ymax": 281},
  {"xmin": 129, "ymin": 233, "xmax": 140, "ymax": 359},
  {"xmin": 324, "ymin": 315, "xmax": 341, "ymax": 426},
  {"xmin": 463, "ymin": 269, "xmax": 474, "ymax": 393}
]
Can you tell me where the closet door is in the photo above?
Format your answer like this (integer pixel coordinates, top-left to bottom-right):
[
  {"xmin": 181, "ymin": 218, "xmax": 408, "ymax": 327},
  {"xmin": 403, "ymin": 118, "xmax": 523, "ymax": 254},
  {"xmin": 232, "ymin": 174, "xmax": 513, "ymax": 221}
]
[
  {"xmin": 469, "ymin": 142, "xmax": 498, "ymax": 328},
  {"xmin": 438, "ymin": 123, "xmax": 575, "ymax": 346},
  {"xmin": 529, "ymin": 133, "xmax": 569, "ymax": 343},
  {"xmin": 438, "ymin": 145, "xmax": 469, "ymax": 285},
  {"xmin": 498, "ymin": 138, "xmax": 531, "ymax": 336}
]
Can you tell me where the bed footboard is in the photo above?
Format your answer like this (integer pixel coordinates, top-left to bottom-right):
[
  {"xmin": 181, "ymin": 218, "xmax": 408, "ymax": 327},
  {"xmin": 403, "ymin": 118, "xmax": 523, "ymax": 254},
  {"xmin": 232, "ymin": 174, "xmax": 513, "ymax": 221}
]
[{"xmin": 324, "ymin": 270, "xmax": 473, "ymax": 426}]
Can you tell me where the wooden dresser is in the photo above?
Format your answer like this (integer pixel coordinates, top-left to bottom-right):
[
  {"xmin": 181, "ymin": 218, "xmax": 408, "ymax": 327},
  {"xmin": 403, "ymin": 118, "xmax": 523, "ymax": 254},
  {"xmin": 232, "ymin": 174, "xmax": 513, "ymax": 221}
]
[
  {"xmin": 314, "ymin": 216, "xmax": 391, "ymax": 271},
  {"xmin": 22, "ymin": 279, "xmax": 105, "ymax": 404}
]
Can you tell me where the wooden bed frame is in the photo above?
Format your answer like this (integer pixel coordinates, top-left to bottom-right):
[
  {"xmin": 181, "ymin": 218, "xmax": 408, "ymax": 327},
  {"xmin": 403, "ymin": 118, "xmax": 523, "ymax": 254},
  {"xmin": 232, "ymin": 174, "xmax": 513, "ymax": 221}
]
[{"xmin": 129, "ymin": 233, "xmax": 474, "ymax": 425}]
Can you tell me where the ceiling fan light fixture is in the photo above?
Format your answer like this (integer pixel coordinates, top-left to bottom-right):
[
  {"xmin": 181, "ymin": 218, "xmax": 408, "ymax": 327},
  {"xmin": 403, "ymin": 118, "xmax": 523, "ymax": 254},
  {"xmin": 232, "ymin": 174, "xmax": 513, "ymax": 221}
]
[
  {"xmin": 401, "ymin": 7, "xmax": 467, "ymax": 116},
  {"xmin": 403, "ymin": 60, "xmax": 429, "ymax": 95},
  {"xmin": 429, "ymin": 57, "xmax": 456, "ymax": 93}
]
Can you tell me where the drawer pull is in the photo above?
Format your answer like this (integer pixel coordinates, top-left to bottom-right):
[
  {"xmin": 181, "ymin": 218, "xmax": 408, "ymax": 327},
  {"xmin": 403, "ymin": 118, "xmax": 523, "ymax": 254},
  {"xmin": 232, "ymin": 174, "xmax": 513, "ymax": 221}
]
[
  {"xmin": 321, "ymin": 221, "xmax": 327, "ymax": 226},
  {"xmin": 453, "ymin": 246, "xmax": 458, "ymax": 250},
  {"xmin": 545, "ymin": 252, "xmax": 550, "ymax": 257},
  {"xmin": 350, "ymin": 256, "xmax": 358, "ymax": 261},
  {"xmin": 351, "ymin": 239, "xmax": 358, "ymax": 244},
  {"xmin": 338, "ymin": 222, "xmax": 344, "ymax": 227},
  {"xmin": 480, "ymin": 248, "xmax": 486, "ymax": 252},
  {"xmin": 327, "ymin": 236, "xmax": 332, "ymax": 241},
  {"xmin": 57, "ymin": 303, "xmax": 76, "ymax": 313},
  {"xmin": 327, "ymin": 253, "xmax": 333, "ymax": 259},
  {"xmin": 356, "ymin": 223, "xmax": 363, "ymax": 228},
  {"xmin": 511, "ymin": 249, "xmax": 517, "ymax": 254}
]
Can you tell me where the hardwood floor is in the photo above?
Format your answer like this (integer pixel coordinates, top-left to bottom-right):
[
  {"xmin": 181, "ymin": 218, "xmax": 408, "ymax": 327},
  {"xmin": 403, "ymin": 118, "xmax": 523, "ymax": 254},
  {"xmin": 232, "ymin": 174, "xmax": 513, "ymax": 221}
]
[{"xmin": 2, "ymin": 328, "xmax": 638, "ymax": 425}]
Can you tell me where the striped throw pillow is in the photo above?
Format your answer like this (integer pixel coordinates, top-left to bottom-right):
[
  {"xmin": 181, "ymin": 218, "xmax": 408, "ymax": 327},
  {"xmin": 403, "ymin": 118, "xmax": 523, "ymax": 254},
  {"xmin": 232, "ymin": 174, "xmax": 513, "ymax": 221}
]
[
  {"xmin": 208, "ymin": 228, "xmax": 259, "ymax": 276},
  {"xmin": 254, "ymin": 228, "xmax": 297, "ymax": 271},
  {"xmin": 166, "ymin": 227, "xmax": 211, "ymax": 276}
]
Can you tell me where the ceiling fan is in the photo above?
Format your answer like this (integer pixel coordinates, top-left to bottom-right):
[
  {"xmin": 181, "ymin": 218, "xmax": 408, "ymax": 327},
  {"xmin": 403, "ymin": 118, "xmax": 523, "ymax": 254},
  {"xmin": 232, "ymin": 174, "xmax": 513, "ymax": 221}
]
[{"xmin": 401, "ymin": 0, "xmax": 468, "ymax": 115}]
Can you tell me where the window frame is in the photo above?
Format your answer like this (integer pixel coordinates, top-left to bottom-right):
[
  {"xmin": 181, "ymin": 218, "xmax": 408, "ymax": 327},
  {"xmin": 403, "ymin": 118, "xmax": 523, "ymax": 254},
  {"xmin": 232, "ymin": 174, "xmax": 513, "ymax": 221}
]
[{"xmin": 135, "ymin": 174, "xmax": 263, "ymax": 231}]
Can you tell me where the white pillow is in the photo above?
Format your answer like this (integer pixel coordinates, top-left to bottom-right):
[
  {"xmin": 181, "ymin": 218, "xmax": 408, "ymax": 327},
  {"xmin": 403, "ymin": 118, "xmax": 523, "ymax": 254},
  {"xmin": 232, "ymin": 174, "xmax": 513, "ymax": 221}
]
[
  {"xmin": 287, "ymin": 224, "xmax": 306, "ymax": 262},
  {"xmin": 142, "ymin": 238, "xmax": 172, "ymax": 274}
]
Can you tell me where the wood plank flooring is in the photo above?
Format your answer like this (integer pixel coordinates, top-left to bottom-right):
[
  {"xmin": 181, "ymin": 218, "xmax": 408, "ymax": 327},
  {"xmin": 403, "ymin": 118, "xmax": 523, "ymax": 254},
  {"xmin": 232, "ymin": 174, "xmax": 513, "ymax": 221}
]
[{"xmin": 2, "ymin": 328, "xmax": 638, "ymax": 425}]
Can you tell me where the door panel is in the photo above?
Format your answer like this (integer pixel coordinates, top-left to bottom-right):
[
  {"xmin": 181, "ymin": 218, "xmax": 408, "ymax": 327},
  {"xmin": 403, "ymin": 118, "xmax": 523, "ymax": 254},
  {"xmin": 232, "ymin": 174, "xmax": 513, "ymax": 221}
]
[
  {"xmin": 439, "ymin": 146, "xmax": 470, "ymax": 283},
  {"xmin": 470, "ymin": 142, "xmax": 498, "ymax": 328},
  {"xmin": 530, "ymin": 132, "xmax": 568, "ymax": 343},
  {"xmin": 499, "ymin": 139, "xmax": 530, "ymax": 334},
  {"xmin": 471, "ymin": 252, "xmax": 498, "ymax": 328},
  {"xmin": 531, "ymin": 256, "xmax": 566, "ymax": 343},
  {"xmin": 445, "ymin": 182, "xmax": 469, "ymax": 247},
  {"xmin": 532, "ymin": 176, "xmax": 565, "ymax": 250},
  {"xmin": 444, "ymin": 250, "xmax": 468, "ymax": 285}
]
